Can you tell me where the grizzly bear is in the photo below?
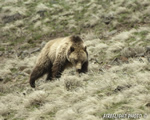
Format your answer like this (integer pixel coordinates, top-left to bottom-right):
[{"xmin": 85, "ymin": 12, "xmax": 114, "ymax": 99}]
[{"xmin": 29, "ymin": 35, "xmax": 88, "ymax": 88}]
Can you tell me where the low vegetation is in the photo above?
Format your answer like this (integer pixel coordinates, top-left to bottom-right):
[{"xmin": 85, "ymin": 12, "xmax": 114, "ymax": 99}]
[{"xmin": 0, "ymin": 0, "xmax": 150, "ymax": 120}]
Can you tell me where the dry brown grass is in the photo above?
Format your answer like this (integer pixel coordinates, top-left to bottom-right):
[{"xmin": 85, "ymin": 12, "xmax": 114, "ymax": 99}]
[{"xmin": 1, "ymin": 0, "xmax": 150, "ymax": 120}]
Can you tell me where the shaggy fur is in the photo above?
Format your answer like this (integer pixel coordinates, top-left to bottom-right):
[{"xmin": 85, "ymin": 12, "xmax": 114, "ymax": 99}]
[{"xmin": 29, "ymin": 35, "xmax": 88, "ymax": 88}]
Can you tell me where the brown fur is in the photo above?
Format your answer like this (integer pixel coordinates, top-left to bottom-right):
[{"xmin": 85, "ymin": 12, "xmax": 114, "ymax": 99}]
[{"xmin": 29, "ymin": 35, "xmax": 88, "ymax": 88}]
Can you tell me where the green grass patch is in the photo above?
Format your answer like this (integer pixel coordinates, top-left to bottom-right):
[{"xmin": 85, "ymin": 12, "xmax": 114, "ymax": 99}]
[
  {"xmin": 118, "ymin": 13, "xmax": 129, "ymax": 23},
  {"xmin": 126, "ymin": 37, "xmax": 136, "ymax": 45},
  {"xmin": 134, "ymin": 31, "xmax": 149, "ymax": 37},
  {"xmin": 10, "ymin": 68, "xmax": 18, "ymax": 73},
  {"xmin": 32, "ymin": 32, "xmax": 42, "ymax": 40},
  {"xmin": 0, "ymin": 47, "xmax": 5, "ymax": 51}
]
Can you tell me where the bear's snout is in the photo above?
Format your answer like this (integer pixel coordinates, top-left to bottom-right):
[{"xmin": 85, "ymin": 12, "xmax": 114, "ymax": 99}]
[{"xmin": 75, "ymin": 62, "xmax": 82, "ymax": 72}]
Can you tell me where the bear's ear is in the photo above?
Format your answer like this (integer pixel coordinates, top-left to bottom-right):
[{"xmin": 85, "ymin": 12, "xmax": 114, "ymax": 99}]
[
  {"xmin": 70, "ymin": 46, "xmax": 75, "ymax": 52},
  {"xmin": 71, "ymin": 35, "xmax": 82, "ymax": 43}
]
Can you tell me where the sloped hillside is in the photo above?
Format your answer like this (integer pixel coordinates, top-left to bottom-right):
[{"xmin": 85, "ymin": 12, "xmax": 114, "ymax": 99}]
[{"xmin": 0, "ymin": 0, "xmax": 150, "ymax": 120}]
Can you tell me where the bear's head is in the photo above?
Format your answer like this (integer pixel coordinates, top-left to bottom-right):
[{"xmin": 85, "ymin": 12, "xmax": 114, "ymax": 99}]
[{"xmin": 67, "ymin": 46, "xmax": 88, "ymax": 73}]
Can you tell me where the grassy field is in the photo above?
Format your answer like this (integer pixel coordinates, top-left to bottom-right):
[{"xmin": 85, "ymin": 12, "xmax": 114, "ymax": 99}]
[{"xmin": 0, "ymin": 0, "xmax": 150, "ymax": 120}]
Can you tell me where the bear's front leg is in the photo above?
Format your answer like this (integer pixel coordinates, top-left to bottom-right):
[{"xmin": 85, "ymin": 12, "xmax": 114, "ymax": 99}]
[
  {"xmin": 52, "ymin": 61, "xmax": 66, "ymax": 79},
  {"xmin": 46, "ymin": 69, "xmax": 52, "ymax": 81},
  {"xmin": 29, "ymin": 57, "xmax": 51, "ymax": 88},
  {"xmin": 30, "ymin": 65, "xmax": 48, "ymax": 88},
  {"xmin": 80, "ymin": 61, "xmax": 88, "ymax": 73}
]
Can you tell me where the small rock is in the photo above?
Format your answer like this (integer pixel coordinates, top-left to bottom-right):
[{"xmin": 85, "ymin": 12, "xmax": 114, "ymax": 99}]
[
  {"xmin": 30, "ymin": 48, "xmax": 41, "ymax": 54},
  {"xmin": 41, "ymin": 41, "xmax": 46, "ymax": 48},
  {"xmin": 22, "ymin": 50, "xmax": 29, "ymax": 56}
]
